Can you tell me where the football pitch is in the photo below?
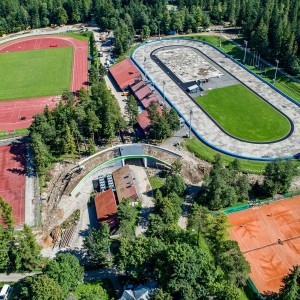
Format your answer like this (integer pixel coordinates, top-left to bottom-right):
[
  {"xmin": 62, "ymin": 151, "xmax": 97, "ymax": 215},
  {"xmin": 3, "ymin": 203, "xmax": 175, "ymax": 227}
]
[
  {"xmin": 0, "ymin": 47, "xmax": 73, "ymax": 101},
  {"xmin": 196, "ymin": 84, "xmax": 291, "ymax": 142}
]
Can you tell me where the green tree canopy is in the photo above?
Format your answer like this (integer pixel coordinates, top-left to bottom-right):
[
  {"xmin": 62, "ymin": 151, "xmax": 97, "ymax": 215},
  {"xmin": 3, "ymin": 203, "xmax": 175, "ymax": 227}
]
[
  {"xmin": 43, "ymin": 253, "xmax": 84, "ymax": 294},
  {"xmin": 279, "ymin": 265, "xmax": 300, "ymax": 300},
  {"xmin": 83, "ymin": 223, "xmax": 112, "ymax": 267},
  {"xmin": 31, "ymin": 274, "xmax": 64, "ymax": 300},
  {"xmin": 162, "ymin": 174, "xmax": 186, "ymax": 197},
  {"xmin": 264, "ymin": 159, "xmax": 297, "ymax": 196}
]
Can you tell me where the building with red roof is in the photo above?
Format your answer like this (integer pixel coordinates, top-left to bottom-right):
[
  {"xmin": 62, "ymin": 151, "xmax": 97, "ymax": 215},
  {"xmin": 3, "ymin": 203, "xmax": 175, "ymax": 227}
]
[
  {"xmin": 137, "ymin": 105, "xmax": 162, "ymax": 136},
  {"xmin": 112, "ymin": 165, "xmax": 138, "ymax": 203},
  {"xmin": 137, "ymin": 110, "xmax": 151, "ymax": 135},
  {"xmin": 94, "ymin": 189, "xmax": 117, "ymax": 229},
  {"xmin": 130, "ymin": 80, "xmax": 146, "ymax": 93},
  {"xmin": 141, "ymin": 94, "xmax": 159, "ymax": 108},
  {"xmin": 134, "ymin": 85, "xmax": 152, "ymax": 101},
  {"xmin": 109, "ymin": 58, "xmax": 142, "ymax": 90}
]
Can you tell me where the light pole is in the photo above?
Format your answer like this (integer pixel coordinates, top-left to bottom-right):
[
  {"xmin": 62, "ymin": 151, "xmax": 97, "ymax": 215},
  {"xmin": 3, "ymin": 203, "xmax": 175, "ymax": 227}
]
[
  {"xmin": 162, "ymin": 80, "xmax": 166, "ymax": 106},
  {"xmin": 273, "ymin": 59, "xmax": 279, "ymax": 83},
  {"xmin": 243, "ymin": 40, "xmax": 248, "ymax": 64},
  {"xmin": 189, "ymin": 109, "xmax": 193, "ymax": 138},
  {"xmin": 219, "ymin": 26, "xmax": 223, "ymax": 47},
  {"xmin": 157, "ymin": 21, "xmax": 161, "ymax": 40}
]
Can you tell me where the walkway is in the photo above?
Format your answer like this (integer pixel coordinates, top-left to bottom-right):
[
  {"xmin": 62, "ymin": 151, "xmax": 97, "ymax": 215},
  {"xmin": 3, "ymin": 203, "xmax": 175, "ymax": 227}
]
[{"xmin": 129, "ymin": 166, "xmax": 155, "ymax": 236}]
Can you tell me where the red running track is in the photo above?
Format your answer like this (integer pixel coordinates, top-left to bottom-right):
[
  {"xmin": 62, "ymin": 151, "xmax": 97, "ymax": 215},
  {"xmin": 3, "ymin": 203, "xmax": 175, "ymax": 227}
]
[
  {"xmin": 0, "ymin": 96, "xmax": 60, "ymax": 132},
  {"xmin": 0, "ymin": 144, "xmax": 25, "ymax": 226},
  {"xmin": 0, "ymin": 36, "xmax": 88, "ymax": 131}
]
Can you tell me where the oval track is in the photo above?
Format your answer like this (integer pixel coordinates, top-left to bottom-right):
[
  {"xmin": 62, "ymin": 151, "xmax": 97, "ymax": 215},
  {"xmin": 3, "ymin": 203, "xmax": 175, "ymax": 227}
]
[
  {"xmin": 150, "ymin": 45, "xmax": 293, "ymax": 144},
  {"xmin": 132, "ymin": 39, "xmax": 300, "ymax": 160}
]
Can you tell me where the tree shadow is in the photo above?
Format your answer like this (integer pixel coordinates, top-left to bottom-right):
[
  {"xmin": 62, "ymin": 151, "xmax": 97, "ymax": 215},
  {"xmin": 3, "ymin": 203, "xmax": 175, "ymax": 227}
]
[
  {"xmin": 7, "ymin": 142, "xmax": 27, "ymax": 175},
  {"xmin": 262, "ymin": 290, "xmax": 278, "ymax": 299}
]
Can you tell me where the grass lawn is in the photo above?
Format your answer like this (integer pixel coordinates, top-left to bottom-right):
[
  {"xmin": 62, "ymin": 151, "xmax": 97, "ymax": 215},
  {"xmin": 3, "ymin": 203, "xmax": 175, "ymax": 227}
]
[
  {"xmin": 149, "ymin": 176, "xmax": 164, "ymax": 191},
  {"xmin": 0, "ymin": 47, "xmax": 73, "ymax": 101},
  {"xmin": 183, "ymin": 137, "xmax": 267, "ymax": 174},
  {"xmin": 195, "ymin": 84, "xmax": 290, "ymax": 142},
  {"xmin": 181, "ymin": 35, "xmax": 300, "ymax": 103},
  {"xmin": 74, "ymin": 280, "xmax": 114, "ymax": 300},
  {"xmin": 56, "ymin": 31, "xmax": 90, "ymax": 41}
]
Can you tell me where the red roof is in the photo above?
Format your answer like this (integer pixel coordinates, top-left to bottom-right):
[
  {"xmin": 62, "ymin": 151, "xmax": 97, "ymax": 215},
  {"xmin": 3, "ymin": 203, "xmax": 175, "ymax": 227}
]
[
  {"xmin": 94, "ymin": 189, "xmax": 117, "ymax": 229},
  {"xmin": 134, "ymin": 85, "xmax": 152, "ymax": 101},
  {"xmin": 109, "ymin": 58, "xmax": 141, "ymax": 90},
  {"xmin": 112, "ymin": 165, "xmax": 138, "ymax": 202},
  {"xmin": 137, "ymin": 105, "xmax": 163, "ymax": 134},
  {"xmin": 137, "ymin": 110, "xmax": 151, "ymax": 133},
  {"xmin": 141, "ymin": 95, "xmax": 159, "ymax": 108},
  {"xmin": 130, "ymin": 80, "xmax": 145, "ymax": 92}
]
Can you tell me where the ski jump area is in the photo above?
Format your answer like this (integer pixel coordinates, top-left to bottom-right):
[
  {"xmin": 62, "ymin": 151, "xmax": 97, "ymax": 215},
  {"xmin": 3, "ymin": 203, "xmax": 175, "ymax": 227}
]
[{"xmin": 131, "ymin": 39, "xmax": 300, "ymax": 161}]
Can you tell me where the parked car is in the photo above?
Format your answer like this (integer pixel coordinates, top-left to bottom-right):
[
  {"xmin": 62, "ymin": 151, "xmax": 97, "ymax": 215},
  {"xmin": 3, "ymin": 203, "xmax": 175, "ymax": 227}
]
[{"xmin": 0, "ymin": 285, "xmax": 12, "ymax": 300}]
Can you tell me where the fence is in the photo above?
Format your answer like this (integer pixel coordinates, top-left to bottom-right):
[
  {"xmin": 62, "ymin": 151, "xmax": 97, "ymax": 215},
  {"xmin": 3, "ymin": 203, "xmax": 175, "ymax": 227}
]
[
  {"xmin": 247, "ymin": 278, "xmax": 265, "ymax": 299},
  {"xmin": 131, "ymin": 38, "xmax": 298, "ymax": 162}
]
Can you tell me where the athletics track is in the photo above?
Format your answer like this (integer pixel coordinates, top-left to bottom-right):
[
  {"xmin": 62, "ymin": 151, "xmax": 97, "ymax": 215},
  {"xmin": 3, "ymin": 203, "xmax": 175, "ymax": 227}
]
[
  {"xmin": 228, "ymin": 196, "xmax": 300, "ymax": 295},
  {"xmin": 0, "ymin": 35, "xmax": 88, "ymax": 131}
]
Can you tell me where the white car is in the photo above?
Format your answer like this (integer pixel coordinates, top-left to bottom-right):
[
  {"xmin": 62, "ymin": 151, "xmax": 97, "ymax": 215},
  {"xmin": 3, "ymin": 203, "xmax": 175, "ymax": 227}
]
[{"xmin": 0, "ymin": 285, "xmax": 12, "ymax": 300}]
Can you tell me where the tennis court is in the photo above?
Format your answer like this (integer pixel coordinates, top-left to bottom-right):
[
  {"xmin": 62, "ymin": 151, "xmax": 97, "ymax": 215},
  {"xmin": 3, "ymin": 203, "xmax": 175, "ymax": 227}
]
[{"xmin": 228, "ymin": 196, "xmax": 300, "ymax": 295}]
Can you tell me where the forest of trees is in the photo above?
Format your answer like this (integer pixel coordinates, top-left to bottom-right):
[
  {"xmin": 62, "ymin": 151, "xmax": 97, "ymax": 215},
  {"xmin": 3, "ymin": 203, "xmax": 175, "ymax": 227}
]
[
  {"xmin": 0, "ymin": 0, "xmax": 299, "ymax": 74},
  {"xmin": 81, "ymin": 171, "xmax": 250, "ymax": 300}
]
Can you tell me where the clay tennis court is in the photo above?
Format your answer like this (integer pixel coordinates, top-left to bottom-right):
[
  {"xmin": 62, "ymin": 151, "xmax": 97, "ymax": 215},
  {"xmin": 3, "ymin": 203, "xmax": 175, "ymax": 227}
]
[
  {"xmin": 0, "ymin": 35, "xmax": 88, "ymax": 131},
  {"xmin": 228, "ymin": 196, "xmax": 300, "ymax": 295},
  {"xmin": 0, "ymin": 143, "xmax": 25, "ymax": 227}
]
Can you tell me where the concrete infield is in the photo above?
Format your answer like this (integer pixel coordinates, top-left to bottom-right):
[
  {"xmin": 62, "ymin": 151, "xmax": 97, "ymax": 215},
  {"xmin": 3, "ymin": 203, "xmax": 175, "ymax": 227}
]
[{"xmin": 132, "ymin": 39, "xmax": 300, "ymax": 159}]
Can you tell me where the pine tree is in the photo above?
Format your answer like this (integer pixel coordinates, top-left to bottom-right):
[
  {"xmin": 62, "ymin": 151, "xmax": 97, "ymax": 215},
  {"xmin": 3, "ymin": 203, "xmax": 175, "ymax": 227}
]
[
  {"xmin": 279, "ymin": 265, "xmax": 300, "ymax": 300},
  {"xmin": 64, "ymin": 124, "xmax": 76, "ymax": 156}
]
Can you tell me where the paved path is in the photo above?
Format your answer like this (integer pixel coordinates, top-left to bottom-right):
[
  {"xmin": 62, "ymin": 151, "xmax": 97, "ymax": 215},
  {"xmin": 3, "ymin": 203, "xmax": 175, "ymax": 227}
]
[
  {"xmin": 92, "ymin": 29, "xmax": 127, "ymax": 116},
  {"xmin": 132, "ymin": 39, "xmax": 300, "ymax": 159},
  {"xmin": 0, "ymin": 25, "xmax": 79, "ymax": 46},
  {"xmin": 24, "ymin": 144, "xmax": 35, "ymax": 227},
  {"xmin": 129, "ymin": 166, "xmax": 155, "ymax": 236},
  {"xmin": 0, "ymin": 272, "xmax": 40, "ymax": 282},
  {"xmin": 0, "ymin": 267, "xmax": 123, "ymax": 296}
]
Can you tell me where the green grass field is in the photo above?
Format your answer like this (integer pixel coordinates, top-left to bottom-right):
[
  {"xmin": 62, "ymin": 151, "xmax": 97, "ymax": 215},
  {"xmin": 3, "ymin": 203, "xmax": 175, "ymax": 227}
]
[
  {"xmin": 195, "ymin": 84, "xmax": 290, "ymax": 142},
  {"xmin": 181, "ymin": 35, "xmax": 300, "ymax": 103},
  {"xmin": 0, "ymin": 47, "xmax": 73, "ymax": 101}
]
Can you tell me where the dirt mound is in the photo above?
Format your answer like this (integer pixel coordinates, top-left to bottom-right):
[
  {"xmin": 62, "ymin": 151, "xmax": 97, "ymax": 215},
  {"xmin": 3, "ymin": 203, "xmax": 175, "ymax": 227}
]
[
  {"xmin": 181, "ymin": 158, "xmax": 210, "ymax": 184},
  {"xmin": 42, "ymin": 235, "xmax": 53, "ymax": 248}
]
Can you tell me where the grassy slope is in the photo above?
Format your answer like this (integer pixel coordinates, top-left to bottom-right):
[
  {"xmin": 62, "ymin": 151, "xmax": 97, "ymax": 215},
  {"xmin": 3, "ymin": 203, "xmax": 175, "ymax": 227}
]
[
  {"xmin": 56, "ymin": 31, "xmax": 90, "ymax": 40},
  {"xmin": 0, "ymin": 47, "xmax": 73, "ymax": 101},
  {"xmin": 149, "ymin": 176, "xmax": 164, "ymax": 191},
  {"xmin": 195, "ymin": 84, "xmax": 290, "ymax": 142},
  {"xmin": 183, "ymin": 137, "xmax": 267, "ymax": 173},
  {"xmin": 182, "ymin": 35, "xmax": 300, "ymax": 103},
  {"xmin": 184, "ymin": 137, "xmax": 300, "ymax": 173}
]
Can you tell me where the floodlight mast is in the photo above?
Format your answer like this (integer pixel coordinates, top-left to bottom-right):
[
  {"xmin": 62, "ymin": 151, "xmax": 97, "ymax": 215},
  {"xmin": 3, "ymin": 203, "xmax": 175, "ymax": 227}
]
[
  {"xmin": 189, "ymin": 109, "xmax": 193, "ymax": 138},
  {"xmin": 157, "ymin": 21, "xmax": 161, "ymax": 40},
  {"xmin": 273, "ymin": 59, "xmax": 279, "ymax": 83},
  {"xmin": 219, "ymin": 26, "xmax": 222, "ymax": 47},
  {"xmin": 243, "ymin": 40, "xmax": 248, "ymax": 64},
  {"xmin": 162, "ymin": 80, "xmax": 166, "ymax": 106}
]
